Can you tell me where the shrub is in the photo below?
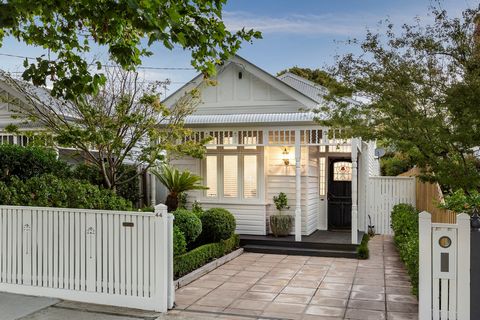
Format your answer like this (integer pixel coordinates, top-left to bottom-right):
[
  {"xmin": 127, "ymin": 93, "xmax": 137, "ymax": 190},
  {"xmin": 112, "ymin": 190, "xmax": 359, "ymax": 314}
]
[
  {"xmin": 173, "ymin": 226, "xmax": 187, "ymax": 256},
  {"xmin": 0, "ymin": 174, "xmax": 132, "ymax": 210},
  {"xmin": 391, "ymin": 203, "xmax": 419, "ymax": 296},
  {"xmin": 199, "ymin": 208, "xmax": 236, "ymax": 243},
  {"xmin": 191, "ymin": 200, "xmax": 203, "ymax": 215},
  {"xmin": 357, "ymin": 234, "xmax": 370, "ymax": 259},
  {"xmin": 73, "ymin": 163, "xmax": 141, "ymax": 204},
  {"xmin": 439, "ymin": 189, "xmax": 480, "ymax": 214},
  {"xmin": 173, "ymin": 208, "xmax": 202, "ymax": 244},
  {"xmin": 173, "ymin": 234, "xmax": 239, "ymax": 279},
  {"xmin": 0, "ymin": 144, "xmax": 71, "ymax": 181}
]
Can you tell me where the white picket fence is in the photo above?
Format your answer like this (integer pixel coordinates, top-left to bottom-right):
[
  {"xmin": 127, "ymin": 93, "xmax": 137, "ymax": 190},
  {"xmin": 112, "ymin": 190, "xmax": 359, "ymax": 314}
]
[
  {"xmin": 0, "ymin": 204, "xmax": 174, "ymax": 312},
  {"xmin": 367, "ymin": 176, "xmax": 416, "ymax": 234},
  {"xmin": 419, "ymin": 211, "xmax": 470, "ymax": 320}
]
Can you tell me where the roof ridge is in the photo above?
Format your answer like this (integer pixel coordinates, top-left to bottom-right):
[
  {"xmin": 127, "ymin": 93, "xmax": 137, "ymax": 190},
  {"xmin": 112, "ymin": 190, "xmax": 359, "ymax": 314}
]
[{"xmin": 277, "ymin": 72, "xmax": 329, "ymax": 94}]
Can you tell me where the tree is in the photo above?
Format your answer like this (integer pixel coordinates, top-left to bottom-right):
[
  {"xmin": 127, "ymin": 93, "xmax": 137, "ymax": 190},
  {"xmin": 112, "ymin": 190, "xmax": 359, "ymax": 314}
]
[
  {"xmin": 319, "ymin": 5, "xmax": 480, "ymax": 193},
  {"xmin": 1, "ymin": 67, "xmax": 207, "ymax": 192},
  {"xmin": 152, "ymin": 165, "xmax": 207, "ymax": 212},
  {"xmin": 277, "ymin": 67, "xmax": 352, "ymax": 97},
  {"xmin": 0, "ymin": 0, "xmax": 261, "ymax": 100}
]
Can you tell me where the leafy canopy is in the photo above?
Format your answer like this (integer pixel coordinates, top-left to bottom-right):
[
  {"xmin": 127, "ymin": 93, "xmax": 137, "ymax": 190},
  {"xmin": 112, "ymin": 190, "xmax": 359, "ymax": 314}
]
[
  {"xmin": 319, "ymin": 5, "xmax": 480, "ymax": 192},
  {"xmin": 0, "ymin": 0, "xmax": 261, "ymax": 99}
]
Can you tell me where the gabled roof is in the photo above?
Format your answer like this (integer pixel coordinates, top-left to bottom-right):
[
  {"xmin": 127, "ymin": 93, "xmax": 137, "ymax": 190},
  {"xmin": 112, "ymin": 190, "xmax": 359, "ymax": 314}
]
[
  {"xmin": 162, "ymin": 55, "xmax": 319, "ymax": 109},
  {"xmin": 180, "ymin": 112, "xmax": 318, "ymax": 127}
]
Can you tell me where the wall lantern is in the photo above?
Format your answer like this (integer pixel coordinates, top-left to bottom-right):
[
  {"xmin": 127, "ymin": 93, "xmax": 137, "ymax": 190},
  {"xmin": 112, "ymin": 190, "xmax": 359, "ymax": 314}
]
[{"xmin": 282, "ymin": 147, "xmax": 290, "ymax": 166}]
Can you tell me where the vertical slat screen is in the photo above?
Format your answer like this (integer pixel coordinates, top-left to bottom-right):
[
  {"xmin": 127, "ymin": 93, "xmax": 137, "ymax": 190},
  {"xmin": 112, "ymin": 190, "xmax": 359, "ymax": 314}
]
[{"xmin": 367, "ymin": 177, "xmax": 416, "ymax": 234}]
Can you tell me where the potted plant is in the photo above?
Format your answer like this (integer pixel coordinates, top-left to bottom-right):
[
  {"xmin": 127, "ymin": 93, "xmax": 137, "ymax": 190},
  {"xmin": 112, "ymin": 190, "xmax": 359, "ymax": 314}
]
[{"xmin": 270, "ymin": 192, "xmax": 293, "ymax": 237}]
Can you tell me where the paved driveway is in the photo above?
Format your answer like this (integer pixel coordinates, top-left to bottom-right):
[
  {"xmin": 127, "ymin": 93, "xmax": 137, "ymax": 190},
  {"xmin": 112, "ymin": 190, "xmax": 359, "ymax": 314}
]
[{"xmin": 174, "ymin": 235, "xmax": 418, "ymax": 320}]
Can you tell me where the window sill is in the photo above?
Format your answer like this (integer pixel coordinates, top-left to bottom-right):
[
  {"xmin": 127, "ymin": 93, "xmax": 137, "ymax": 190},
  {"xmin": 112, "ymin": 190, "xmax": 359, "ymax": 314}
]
[{"xmin": 197, "ymin": 199, "xmax": 271, "ymax": 206}]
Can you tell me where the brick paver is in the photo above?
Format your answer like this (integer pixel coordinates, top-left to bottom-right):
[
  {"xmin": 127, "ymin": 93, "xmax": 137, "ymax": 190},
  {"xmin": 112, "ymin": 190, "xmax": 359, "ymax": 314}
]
[{"xmin": 173, "ymin": 235, "xmax": 418, "ymax": 320}]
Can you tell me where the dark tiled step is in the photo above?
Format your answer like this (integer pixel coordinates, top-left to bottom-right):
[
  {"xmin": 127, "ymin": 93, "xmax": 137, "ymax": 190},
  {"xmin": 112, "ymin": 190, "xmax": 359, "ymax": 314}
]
[
  {"xmin": 240, "ymin": 238, "xmax": 358, "ymax": 252},
  {"xmin": 242, "ymin": 244, "xmax": 358, "ymax": 259}
]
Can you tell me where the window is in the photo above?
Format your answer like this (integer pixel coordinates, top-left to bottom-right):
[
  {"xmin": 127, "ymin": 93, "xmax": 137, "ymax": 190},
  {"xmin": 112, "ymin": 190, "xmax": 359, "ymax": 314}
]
[
  {"xmin": 244, "ymin": 155, "xmax": 257, "ymax": 198},
  {"xmin": 206, "ymin": 156, "xmax": 218, "ymax": 197},
  {"xmin": 223, "ymin": 156, "xmax": 238, "ymax": 197},
  {"xmin": 333, "ymin": 162, "xmax": 352, "ymax": 181},
  {"xmin": 319, "ymin": 157, "xmax": 326, "ymax": 195},
  {"xmin": 203, "ymin": 147, "xmax": 261, "ymax": 201}
]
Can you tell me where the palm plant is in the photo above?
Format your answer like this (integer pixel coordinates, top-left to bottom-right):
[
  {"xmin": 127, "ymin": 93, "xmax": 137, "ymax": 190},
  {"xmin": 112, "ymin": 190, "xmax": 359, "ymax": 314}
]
[{"xmin": 152, "ymin": 165, "xmax": 207, "ymax": 212}]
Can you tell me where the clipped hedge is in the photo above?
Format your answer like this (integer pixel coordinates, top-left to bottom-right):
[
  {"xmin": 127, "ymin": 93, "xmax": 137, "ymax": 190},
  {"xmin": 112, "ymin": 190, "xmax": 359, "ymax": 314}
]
[
  {"xmin": 357, "ymin": 234, "xmax": 370, "ymax": 259},
  {"xmin": 173, "ymin": 234, "xmax": 239, "ymax": 279},
  {"xmin": 173, "ymin": 209, "xmax": 202, "ymax": 244},
  {"xmin": 173, "ymin": 226, "xmax": 187, "ymax": 256},
  {"xmin": 391, "ymin": 203, "xmax": 419, "ymax": 296},
  {"xmin": 199, "ymin": 208, "xmax": 236, "ymax": 243},
  {"xmin": 0, "ymin": 144, "xmax": 71, "ymax": 181},
  {"xmin": 0, "ymin": 174, "xmax": 132, "ymax": 210}
]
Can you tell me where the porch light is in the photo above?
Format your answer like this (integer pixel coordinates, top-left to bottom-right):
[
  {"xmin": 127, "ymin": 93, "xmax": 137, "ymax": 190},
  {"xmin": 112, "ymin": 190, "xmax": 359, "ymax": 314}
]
[{"xmin": 282, "ymin": 147, "xmax": 290, "ymax": 166}]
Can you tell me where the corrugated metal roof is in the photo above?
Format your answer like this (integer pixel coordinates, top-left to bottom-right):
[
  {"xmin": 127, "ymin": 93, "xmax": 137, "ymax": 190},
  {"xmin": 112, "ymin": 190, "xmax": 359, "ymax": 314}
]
[
  {"xmin": 277, "ymin": 73, "xmax": 328, "ymax": 104},
  {"xmin": 183, "ymin": 112, "xmax": 319, "ymax": 125}
]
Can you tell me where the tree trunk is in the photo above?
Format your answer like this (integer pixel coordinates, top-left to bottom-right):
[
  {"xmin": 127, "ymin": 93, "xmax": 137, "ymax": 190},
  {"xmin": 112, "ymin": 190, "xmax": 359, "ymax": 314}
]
[{"xmin": 165, "ymin": 192, "xmax": 178, "ymax": 212}]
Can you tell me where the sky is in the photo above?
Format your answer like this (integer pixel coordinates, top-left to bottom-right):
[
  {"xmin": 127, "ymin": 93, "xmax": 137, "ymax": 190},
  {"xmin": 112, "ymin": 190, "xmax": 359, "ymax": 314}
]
[{"xmin": 0, "ymin": 0, "xmax": 474, "ymax": 97}]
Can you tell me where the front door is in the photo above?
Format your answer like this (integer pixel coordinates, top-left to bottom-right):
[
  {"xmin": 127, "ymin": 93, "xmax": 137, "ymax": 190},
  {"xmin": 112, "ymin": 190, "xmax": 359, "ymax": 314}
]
[{"xmin": 328, "ymin": 158, "xmax": 352, "ymax": 230}]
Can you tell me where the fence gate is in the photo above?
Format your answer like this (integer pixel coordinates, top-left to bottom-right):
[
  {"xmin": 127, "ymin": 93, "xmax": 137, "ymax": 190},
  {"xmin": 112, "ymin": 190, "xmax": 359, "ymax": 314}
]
[
  {"xmin": 0, "ymin": 204, "xmax": 174, "ymax": 312},
  {"xmin": 367, "ymin": 176, "xmax": 416, "ymax": 234},
  {"xmin": 419, "ymin": 212, "xmax": 470, "ymax": 320}
]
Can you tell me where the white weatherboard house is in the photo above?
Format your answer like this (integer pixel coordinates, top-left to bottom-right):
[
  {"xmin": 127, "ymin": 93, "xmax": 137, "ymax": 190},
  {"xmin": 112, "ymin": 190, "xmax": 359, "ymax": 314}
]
[{"xmin": 163, "ymin": 55, "xmax": 380, "ymax": 244}]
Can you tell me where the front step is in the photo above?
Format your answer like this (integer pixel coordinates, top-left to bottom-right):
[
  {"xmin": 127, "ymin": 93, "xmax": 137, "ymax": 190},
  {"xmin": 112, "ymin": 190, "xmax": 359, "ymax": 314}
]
[{"xmin": 242, "ymin": 244, "xmax": 358, "ymax": 258}]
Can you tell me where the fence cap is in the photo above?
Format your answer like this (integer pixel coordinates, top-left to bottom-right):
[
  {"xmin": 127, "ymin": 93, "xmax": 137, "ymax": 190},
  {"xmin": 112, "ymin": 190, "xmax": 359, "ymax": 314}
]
[
  {"xmin": 419, "ymin": 211, "xmax": 432, "ymax": 219},
  {"xmin": 154, "ymin": 203, "xmax": 168, "ymax": 216}
]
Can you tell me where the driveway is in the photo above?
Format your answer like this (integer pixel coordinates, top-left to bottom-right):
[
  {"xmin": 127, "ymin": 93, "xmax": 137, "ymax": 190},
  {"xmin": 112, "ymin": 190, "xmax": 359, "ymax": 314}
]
[{"xmin": 174, "ymin": 235, "xmax": 418, "ymax": 320}]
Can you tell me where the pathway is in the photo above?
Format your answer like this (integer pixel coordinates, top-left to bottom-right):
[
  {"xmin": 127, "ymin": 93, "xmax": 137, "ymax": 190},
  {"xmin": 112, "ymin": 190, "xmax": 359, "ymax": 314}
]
[{"xmin": 173, "ymin": 235, "xmax": 418, "ymax": 320}]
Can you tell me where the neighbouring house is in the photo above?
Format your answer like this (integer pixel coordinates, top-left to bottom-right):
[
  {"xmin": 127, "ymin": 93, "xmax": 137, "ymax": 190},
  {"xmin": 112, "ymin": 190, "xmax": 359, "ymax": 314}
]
[{"xmin": 163, "ymin": 55, "xmax": 380, "ymax": 244}]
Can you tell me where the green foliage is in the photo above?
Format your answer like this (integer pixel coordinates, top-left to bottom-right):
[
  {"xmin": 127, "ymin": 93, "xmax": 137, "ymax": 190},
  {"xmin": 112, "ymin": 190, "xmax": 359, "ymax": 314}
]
[
  {"xmin": 391, "ymin": 204, "xmax": 419, "ymax": 297},
  {"xmin": 177, "ymin": 192, "xmax": 188, "ymax": 209},
  {"xmin": 173, "ymin": 234, "xmax": 239, "ymax": 279},
  {"xmin": 380, "ymin": 153, "xmax": 415, "ymax": 176},
  {"xmin": 269, "ymin": 214, "xmax": 293, "ymax": 237},
  {"xmin": 273, "ymin": 192, "xmax": 290, "ymax": 212},
  {"xmin": 0, "ymin": 0, "xmax": 261, "ymax": 99},
  {"xmin": 198, "ymin": 208, "xmax": 236, "ymax": 243},
  {"xmin": 73, "ymin": 163, "xmax": 141, "ymax": 204},
  {"xmin": 277, "ymin": 67, "xmax": 353, "ymax": 97},
  {"xmin": 173, "ymin": 226, "xmax": 187, "ymax": 257},
  {"xmin": 439, "ymin": 189, "xmax": 480, "ymax": 214},
  {"xmin": 320, "ymin": 5, "xmax": 480, "ymax": 192},
  {"xmin": 0, "ymin": 144, "xmax": 70, "ymax": 182},
  {"xmin": 0, "ymin": 174, "xmax": 132, "ymax": 210},
  {"xmin": 191, "ymin": 200, "xmax": 204, "ymax": 215},
  {"xmin": 173, "ymin": 208, "xmax": 202, "ymax": 245},
  {"xmin": 357, "ymin": 234, "xmax": 370, "ymax": 259},
  {"xmin": 152, "ymin": 165, "xmax": 207, "ymax": 212}
]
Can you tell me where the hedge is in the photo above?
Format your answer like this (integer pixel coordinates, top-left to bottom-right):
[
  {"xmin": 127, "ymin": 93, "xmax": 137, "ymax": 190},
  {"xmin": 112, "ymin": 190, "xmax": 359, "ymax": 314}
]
[
  {"xmin": 357, "ymin": 234, "xmax": 370, "ymax": 259},
  {"xmin": 173, "ymin": 209, "xmax": 202, "ymax": 245},
  {"xmin": 198, "ymin": 208, "xmax": 236, "ymax": 243},
  {"xmin": 391, "ymin": 203, "xmax": 419, "ymax": 296},
  {"xmin": 173, "ymin": 234, "xmax": 239, "ymax": 279},
  {"xmin": 0, "ymin": 174, "xmax": 133, "ymax": 211}
]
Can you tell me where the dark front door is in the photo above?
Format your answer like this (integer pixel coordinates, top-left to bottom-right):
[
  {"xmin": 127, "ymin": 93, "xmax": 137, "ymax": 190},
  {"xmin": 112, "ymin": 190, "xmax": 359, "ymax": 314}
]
[{"xmin": 328, "ymin": 158, "xmax": 352, "ymax": 230}]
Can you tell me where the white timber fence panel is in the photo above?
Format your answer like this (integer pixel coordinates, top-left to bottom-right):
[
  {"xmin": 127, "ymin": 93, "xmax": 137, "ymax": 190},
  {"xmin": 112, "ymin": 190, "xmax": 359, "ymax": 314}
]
[
  {"xmin": 0, "ymin": 204, "xmax": 174, "ymax": 312},
  {"xmin": 419, "ymin": 212, "xmax": 470, "ymax": 320},
  {"xmin": 367, "ymin": 176, "xmax": 416, "ymax": 234}
]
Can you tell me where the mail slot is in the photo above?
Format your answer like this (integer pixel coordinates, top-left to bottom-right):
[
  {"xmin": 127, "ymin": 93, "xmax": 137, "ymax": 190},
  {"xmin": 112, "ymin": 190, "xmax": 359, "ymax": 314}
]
[{"xmin": 122, "ymin": 222, "xmax": 134, "ymax": 227}]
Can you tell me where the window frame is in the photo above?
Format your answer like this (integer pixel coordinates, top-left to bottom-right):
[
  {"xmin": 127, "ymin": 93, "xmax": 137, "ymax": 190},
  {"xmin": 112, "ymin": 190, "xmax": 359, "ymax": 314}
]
[{"xmin": 201, "ymin": 146, "xmax": 263, "ymax": 203}]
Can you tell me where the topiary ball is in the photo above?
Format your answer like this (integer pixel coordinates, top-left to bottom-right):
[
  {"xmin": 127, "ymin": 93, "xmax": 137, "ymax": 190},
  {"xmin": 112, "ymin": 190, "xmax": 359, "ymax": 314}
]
[
  {"xmin": 173, "ymin": 225, "xmax": 187, "ymax": 256},
  {"xmin": 200, "ymin": 208, "xmax": 236, "ymax": 243},
  {"xmin": 173, "ymin": 208, "xmax": 202, "ymax": 244}
]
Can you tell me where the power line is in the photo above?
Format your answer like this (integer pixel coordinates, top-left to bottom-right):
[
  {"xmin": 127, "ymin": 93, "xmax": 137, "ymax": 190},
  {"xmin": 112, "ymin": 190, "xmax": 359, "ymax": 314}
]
[{"xmin": 0, "ymin": 52, "xmax": 196, "ymax": 71}]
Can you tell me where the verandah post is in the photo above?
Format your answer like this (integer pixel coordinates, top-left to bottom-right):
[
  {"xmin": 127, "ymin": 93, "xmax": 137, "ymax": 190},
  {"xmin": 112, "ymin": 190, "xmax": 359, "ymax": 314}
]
[
  {"xmin": 351, "ymin": 139, "xmax": 358, "ymax": 244},
  {"xmin": 294, "ymin": 129, "xmax": 302, "ymax": 242}
]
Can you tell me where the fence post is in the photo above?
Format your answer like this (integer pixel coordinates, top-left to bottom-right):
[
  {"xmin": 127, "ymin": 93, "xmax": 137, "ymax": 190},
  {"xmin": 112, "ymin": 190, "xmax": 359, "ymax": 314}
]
[
  {"xmin": 419, "ymin": 211, "xmax": 432, "ymax": 320},
  {"xmin": 167, "ymin": 213, "xmax": 175, "ymax": 309},
  {"xmin": 457, "ymin": 213, "xmax": 470, "ymax": 320},
  {"xmin": 154, "ymin": 204, "xmax": 168, "ymax": 312}
]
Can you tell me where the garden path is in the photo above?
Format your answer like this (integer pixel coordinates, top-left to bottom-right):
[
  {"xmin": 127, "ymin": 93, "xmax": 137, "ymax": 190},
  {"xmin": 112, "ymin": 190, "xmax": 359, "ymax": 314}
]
[{"xmin": 172, "ymin": 235, "xmax": 418, "ymax": 320}]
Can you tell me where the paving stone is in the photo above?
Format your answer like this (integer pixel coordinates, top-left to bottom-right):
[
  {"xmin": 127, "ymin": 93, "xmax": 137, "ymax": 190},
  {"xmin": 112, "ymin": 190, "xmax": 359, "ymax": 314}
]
[
  {"xmin": 19, "ymin": 307, "xmax": 138, "ymax": 320},
  {"xmin": 304, "ymin": 305, "xmax": 345, "ymax": 317},
  {"xmin": 0, "ymin": 293, "xmax": 59, "ymax": 320},
  {"xmin": 347, "ymin": 299, "xmax": 386, "ymax": 311},
  {"xmin": 350, "ymin": 291, "xmax": 385, "ymax": 301},
  {"xmin": 274, "ymin": 293, "xmax": 312, "ymax": 304},
  {"xmin": 240, "ymin": 291, "xmax": 277, "ymax": 301},
  {"xmin": 344, "ymin": 308, "xmax": 386, "ymax": 319},
  {"xmin": 281, "ymin": 286, "xmax": 316, "ymax": 295},
  {"xmin": 309, "ymin": 297, "xmax": 348, "ymax": 307},
  {"xmin": 314, "ymin": 289, "xmax": 350, "ymax": 299},
  {"xmin": 387, "ymin": 301, "xmax": 419, "ymax": 313},
  {"xmin": 387, "ymin": 311, "xmax": 419, "ymax": 319},
  {"xmin": 227, "ymin": 299, "xmax": 269, "ymax": 311},
  {"xmin": 263, "ymin": 302, "xmax": 307, "ymax": 314}
]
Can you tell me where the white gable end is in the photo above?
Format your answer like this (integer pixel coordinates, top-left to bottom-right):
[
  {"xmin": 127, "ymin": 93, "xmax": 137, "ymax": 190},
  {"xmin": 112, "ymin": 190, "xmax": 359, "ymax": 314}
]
[{"xmin": 196, "ymin": 63, "xmax": 303, "ymax": 115}]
